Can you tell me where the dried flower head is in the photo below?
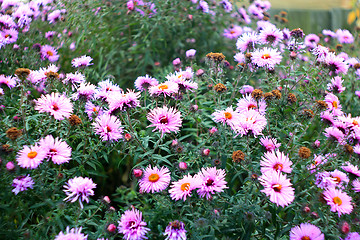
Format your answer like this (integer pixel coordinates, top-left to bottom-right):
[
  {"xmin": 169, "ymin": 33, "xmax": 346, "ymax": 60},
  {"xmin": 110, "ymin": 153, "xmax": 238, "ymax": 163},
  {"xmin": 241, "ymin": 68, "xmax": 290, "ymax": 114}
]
[
  {"xmin": 69, "ymin": 114, "xmax": 82, "ymax": 126},
  {"xmin": 344, "ymin": 144, "xmax": 353, "ymax": 154},
  {"xmin": 290, "ymin": 28, "xmax": 304, "ymax": 39},
  {"xmin": 214, "ymin": 83, "xmax": 227, "ymax": 93},
  {"xmin": 251, "ymin": 89, "xmax": 263, "ymax": 100},
  {"xmin": 45, "ymin": 71, "xmax": 59, "ymax": 80},
  {"xmin": 315, "ymin": 100, "xmax": 328, "ymax": 110},
  {"xmin": 232, "ymin": 150, "xmax": 245, "ymax": 163},
  {"xmin": 6, "ymin": 127, "xmax": 22, "ymax": 140},
  {"xmin": 206, "ymin": 52, "xmax": 225, "ymax": 62},
  {"xmin": 272, "ymin": 89, "xmax": 282, "ymax": 99},
  {"xmin": 303, "ymin": 109, "xmax": 314, "ymax": 118},
  {"xmin": 263, "ymin": 92, "xmax": 274, "ymax": 101},
  {"xmin": 353, "ymin": 63, "xmax": 360, "ymax": 69},
  {"xmin": 14, "ymin": 68, "xmax": 30, "ymax": 80},
  {"xmin": 298, "ymin": 147, "xmax": 311, "ymax": 159},
  {"xmin": 2, "ymin": 144, "xmax": 13, "ymax": 153},
  {"xmin": 288, "ymin": 93, "xmax": 297, "ymax": 104}
]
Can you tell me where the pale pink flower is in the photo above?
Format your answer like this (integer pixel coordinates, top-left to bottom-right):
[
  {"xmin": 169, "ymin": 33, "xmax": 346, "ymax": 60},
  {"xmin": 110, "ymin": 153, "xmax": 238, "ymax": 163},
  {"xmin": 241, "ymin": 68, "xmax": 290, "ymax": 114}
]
[
  {"xmin": 63, "ymin": 176, "xmax": 97, "ymax": 209},
  {"xmin": 289, "ymin": 223, "xmax": 324, "ymax": 240},
  {"xmin": 34, "ymin": 92, "xmax": 73, "ymax": 120},
  {"xmin": 55, "ymin": 227, "xmax": 87, "ymax": 240},
  {"xmin": 148, "ymin": 81, "xmax": 179, "ymax": 97},
  {"xmin": 16, "ymin": 144, "xmax": 47, "ymax": 169},
  {"xmin": 251, "ymin": 47, "xmax": 282, "ymax": 69},
  {"xmin": 169, "ymin": 174, "xmax": 200, "ymax": 201},
  {"xmin": 196, "ymin": 167, "xmax": 228, "ymax": 199},
  {"xmin": 72, "ymin": 55, "xmax": 93, "ymax": 68},
  {"xmin": 323, "ymin": 187, "xmax": 353, "ymax": 217},
  {"xmin": 352, "ymin": 179, "xmax": 360, "ymax": 192},
  {"xmin": 236, "ymin": 94, "xmax": 266, "ymax": 115},
  {"xmin": 212, "ymin": 107, "xmax": 241, "ymax": 132},
  {"xmin": 139, "ymin": 165, "xmax": 171, "ymax": 193}
]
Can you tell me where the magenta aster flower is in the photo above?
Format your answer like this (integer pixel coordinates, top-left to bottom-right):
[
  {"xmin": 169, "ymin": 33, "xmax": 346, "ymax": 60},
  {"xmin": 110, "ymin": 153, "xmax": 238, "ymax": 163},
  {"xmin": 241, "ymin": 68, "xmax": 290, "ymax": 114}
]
[
  {"xmin": 352, "ymin": 179, "xmax": 360, "ymax": 192},
  {"xmin": 327, "ymin": 76, "xmax": 345, "ymax": 93},
  {"xmin": 73, "ymin": 82, "xmax": 96, "ymax": 101},
  {"xmin": 92, "ymin": 114, "xmax": 123, "ymax": 142},
  {"xmin": 196, "ymin": 167, "xmax": 227, "ymax": 200},
  {"xmin": 63, "ymin": 72, "xmax": 86, "ymax": 88},
  {"xmin": 148, "ymin": 81, "xmax": 179, "ymax": 97},
  {"xmin": 236, "ymin": 32, "xmax": 259, "ymax": 52},
  {"xmin": 55, "ymin": 227, "xmax": 87, "ymax": 240},
  {"xmin": 147, "ymin": 106, "xmax": 182, "ymax": 137},
  {"xmin": 139, "ymin": 165, "xmax": 171, "ymax": 193},
  {"xmin": 259, "ymin": 171, "xmax": 295, "ymax": 207},
  {"xmin": 315, "ymin": 171, "xmax": 336, "ymax": 189},
  {"xmin": 35, "ymin": 92, "xmax": 73, "ymax": 120},
  {"xmin": 324, "ymin": 127, "xmax": 345, "ymax": 144},
  {"xmin": 223, "ymin": 25, "xmax": 243, "ymax": 39},
  {"xmin": 39, "ymin": 135, "xmax": 71, "ymax": 165},
  {"xmin": 236, "ymin": 109, "xmax": 267, "ymax": 137},
  {"xmin": 0, "ymin": 74, "xmax": 16, "ymax": 88},
  {"xmin": 341, "ymin": 162, "xmax": 360, "ymax": 178},
  {"xmin": 258, "ymin": 26, "xmax": 283, "ymax": 46},
  {"xmin": 40, "ymin": 45, "xmax": 59, "ymax": 62},
  {"xmin": 16, "ymin": 144, "xmax": 47, "ymax": 169},
  {"xmin": 166, "ymin": 71, "xmax": 198, "ymax": 92},
  {"xmin": 323, "ymin": 187, "xmax": 353, "ymax": 217},
  {"xmin": 212, "ymin": 107, "xmax": 241, "ymax": 132},
  {"xmin": 330, "ymin": 169, "xmax": 349, "ymax": 187},
  {"xmin": 341, "ymin": 232, "xmax": 360, "ymax": 240},
  {"xmin": 289, "ymin": 223, "xmax": 324, "ymax": 240},
  {"xmin": 95, "ymin": 79, "xmax": 122, "ymax": 100},
  {"xmin": 336, "ymin": 29, "xmax": 354, "ymax": 44},
  {"xmin": 260, "ymin": 136, "xmax": 281, "ymax": 151},
  {"xmin": 251, "ymin": 47, "xmax": 282, "ymax": 69},
  {"xmin": 325, "ymin": 53, "xmax": 349, "ymax": 75},
  {"xmin": 12, "ymin": 175, "xmax": 34, "ymax": 195},
  {"xmin": 236, "ymin": 94, "xmax": 266, "ymax": 115},
  {"xmin": 118, "ymin": 208, "xmax": 150, "ymax": 240},
  {"xmin": 169, "ymin": 174, "xmax": 200, "ymax": 201},
  {"xmin": 63, "ymin": 176, "xmax": 96, "ymax": 209},
  {"xmin": 135, "ymin": 74, "xmax": 158, "ymax": 91},
  {"xmin": 1, "ymin": 28, "xmax": 18, "ymax": 44},
  {"xmin": 304, "ymin": 34, "xmax": 320, "ymax": 49},
  {"xmin": 72, "ymin": 55, "xmax": 93, "ymax": 68},
  {"xmin": 164, "ymin": 220, "xmax": 187, "ymax": 240},
  {"xmin": 85, "ymin": 101, "xmax": 103, "ymax": 120},
  {"xmin": 260, "ymin": 150, "xmax": 292, "ymax": 174}
]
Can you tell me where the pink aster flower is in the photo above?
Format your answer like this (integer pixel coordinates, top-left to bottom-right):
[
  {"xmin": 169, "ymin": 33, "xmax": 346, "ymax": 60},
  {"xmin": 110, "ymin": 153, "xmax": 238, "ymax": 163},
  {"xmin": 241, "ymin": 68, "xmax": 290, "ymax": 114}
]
[
  {"xmin": 147, "ymin": 106, "xmax": 182, "ymax": 137},
  {"xmin": 259, "ymin": 171, "xmax": 295, "ymax": 207},
  {"xmin": 260, "ymin": 150, "xmax": 292, "ymax": 174},
  {"xmin": 12, "ymin": 175, "xmax": 34, "ymax": 195},
  {"xmin": 251, "ymin": 47, "xmax": 282, "ymax": 69},
  {"xmin": 40, "ymin": 45, "xmax": 59, "ymax": 62},
  {"xmin": 169, "ymin": 174, "xmax": 200, "ymax": 201},
  {"xmin": 315, "ymin": 171, "xmax": 335, "ymax": 189},
  {"xmin": 1, "ymin": 28, "xmax": 18, "ymax": 44},
  {"xmin": 307, "ymin": 154, "xmax": 326, "ymax": 173},
  {"xmin": 325, "ymin": 53, "xmax": 349, "ymax": 75},
  {"xmin": 330, "ymin": 169, "xmax": 349, "ymax": 188},
  {"xmin": 238, "ymin": 7, "xmax": 251, "ymax": 24},
  {"xmin": 320, "ymin": 110, "xmax": 335, "ymax": 125},
  {"xmin": 73, "ymin": 82, "xmax": 96, "ymax": 101},
  {"xmin": 135, "ymin": 74, "xmax": 158, "ymax": 91},
  {"xmin": 236, "ymin": 109, "xmax": 267, "ymax": 137},
  {"xmin": 35, "ymin": 92, "xmax": 73, "ymax": 120},
  {"xmin": 139, "ymin": 165, "xmax": 171, "ymax": 193},
  {"xmin": 48, "ymin": 9, "xmax": 66, "ymax": 24},
  {"xmin": 164, "ymin": 220, "xmax": 187, "ymax": 240},
  {"xmin": 223, "ymin": 25, "xmax": 243, "ymax": 39},
  {"xmin": 167, "ymin": 70, "xmax": 197, "ymax": 92},
  {"xmin": 63, "ymin": 72, "xmax": 86, "ymax": 88},
  {"xmin": 39, "ymin": 135, "xmax": 71, "ymax": 165},
  {"xmin": 336, "ymin": 29, "xmax": 354, "ymax": 44},
  {"xmin": 16, "ymin": 144, "xmax": 47, "ymax": 169},
  {"xmin": 55, "ymin": 227, "xmax": 87, "ymax": 240},
  {"xmin": 239, "ymin": 85, "xmax": 254, "ymax": 95},
  {"xmin": 118, "ymin": 208, "xmax": 150, "ymax": 240},
  {"xmin": 327, "ymin": 76, "xmax": 345, "ymax": 93},
  {"xmin": 72, "ymin": 55, "xmax": 93, "ymax": 68},
  {"xmin": 234, "ymin": 52, "xmax": 245, "ymax": 64},
  {"xmin": 289, "ymin": 223, "xmax": 324, "ymax": 240},
  {"xmin": 323, "ymin": 187, "xmax": 353, "ymax": 217},
  {"xmin": 352, "ymin": 179, "xmax": 360, "ymax": 192},
  {"xmin": 92, "ymin": 114, "xmax": 123, "ymax": 142},
  {"xmin": 63, "ymin": 176, "xmax": 97, "ymax": 209},
  {"xmin": 341, "ymin": 162, "xmax": 360, "ymax": 178},
  {"xmin": 212, "ymin": 107, "xmax": 242, "ymax": 132},
  {"xmin": 324, "ymin": 93, "xmax": 342, "ymax": 116},
  {"xmin": 324, "ymin": 127, "xmax": 345, "ymax": 144},
  {"xmin": 0, "ymin": 74, "xmax": 16, "ymax": 88},
  {"xmin": 304, "ymin": 34, "xmax": 320, "ymax": 49},
  {"xmin": 260, "ymin": 136, "xmax": 281, "ymax": 151},
  {"xmin": 95, "ymin": 79, "xmax": 122, "ymax": 100},
  {"xmin": 341, "ymin": 232, "xmax": 360, "ymax": 240},
  {"xmin": 236, "ymin": 32, "xmax": 259, "ymax": 52},
  {"xmin": 196, "ymin": 167, "xmax": 228, "ymax": 200},
  {"xmin": 236, "ymin": 94, "xmax": 266, "ymax": 115},
  {"xmin": 85, "ymin": 101, "xmax": 103, "ymax": 120},
  {"xmin": 258, "ymin": 26, "xmax": 283, "ymax": 46},
  {"xmin": 186, "ymin": 49, "xmax": 196, "ymax": 59},
  {"xmin": 148, "ymin": 81, "xmax": 179, "ymax": 97}
]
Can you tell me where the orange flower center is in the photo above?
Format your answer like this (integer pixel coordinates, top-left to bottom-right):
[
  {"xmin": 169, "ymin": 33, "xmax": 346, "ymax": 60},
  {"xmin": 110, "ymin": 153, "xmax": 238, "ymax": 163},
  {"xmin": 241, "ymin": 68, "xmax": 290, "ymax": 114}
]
[
  {"xmin": 158, "ymin": 84, "xmax": 168, "ymax": 90},
  {"xmin": 230, "ymin": 30, "xmax": 236, "ymax": 34},
  {"xmin": 333, "ymin": 176, "xmax": 341, "ymax": 183},
  {"xmin": 301, "ymin": 236, "xmax": 311, "ymax": 240},
  {"xmin": 333, "ymin": 196, "xmax": 342, "ymax": 205},
  {"xmin": 148, "ymin": 173, "xmax": 160, "ymax": 182},
  {"xmin": 261, "ymin": 53, "xmax": 271, "ymax": 59},
  {"xmin": 52, "ymin": 103, "xmax": 59, "ymax": 111},
  {"xmin": 4, "ymin": 34, "xmax": 9, "ymax": 38},
  {"xmin": 47, "ymin": 51, "xmax": 54, "ymax": 56},
  {"xmin": 273, "ymin": 163, "xmax": 283, "ymax": 171},
  {"xmin": 353, "ymin": 120, "xmax": 358, "ymax": 126},
  {"xmin": 180, "ymin": 182, "xmax": 190, "ymax": 191},
  {"xmin": 272, "ymin": 184, "xmax": 282, "ymax": 192},
  {"xmin": 248, "ymin": 104, "xmax": 257, "ymax": 109},
  {"xmin": 332, "ymin": 101, "xmax": 338, "ymax": 109},
  {"xmin": 27, "ymin": 151, "xmax": 38, "ymax": 159},
  {"xmin": 224, "ymin": 112, "xmax": 232, "ymax": 119},
  {"xmin": 92, "ymin": 107, "xmax": 98, "ymax": 113},
  {"xmin": 50, "ymin": 148, "xmax": 57, "ymax": 153}
]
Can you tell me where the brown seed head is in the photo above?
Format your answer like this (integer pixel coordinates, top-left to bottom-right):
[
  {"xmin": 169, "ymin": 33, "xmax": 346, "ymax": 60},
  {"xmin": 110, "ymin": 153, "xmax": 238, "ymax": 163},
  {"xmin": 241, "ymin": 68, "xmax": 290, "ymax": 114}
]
[
  {"xmin": 15, "ymin": 68, "xmax": 31, "ymax": 80},
  {"xmin": 6, "ymin": 127, "xmax": 22, "ymax": 140},
  {"xmin": 280, "ymin": 11, "xmax": 287, "ymax": 16},
  {"xmin": 214, "ymin": 83, "xmax": 227, "ymax": 93},
  {"xmin": 336, "ymin": 44, "xmax": 343, "ymax": 51},
  {"xmin": 303, "ymin": 109, "xmax": 314, "ymax": 118},
  {"xmin": 263, "ymin": 92, "xmax": 274, "ymax": 101},
  {"xmin": 281, "ymin": 17, "xmax": 288, "ymax": 24},
  {"xmin": 272, "ymin": 89, "xmax": 281, "ymax": 99},
  {"xmin": 354, "ymin": 63, "xmax": 360, "ymax": 70},
  {"xmin": 288, "ymin": 93, "xmax": 297, "ymax": 104},
  {"xmin": 46, "ymin": 71, "xmax": 59, "ymax": 79},
  {"xmin": 298, "ymin": 146, "xmax": 311, "ymax": 159},
  {"xmin": 251, "ymin": 89, "xmax": 263, "ymax": 100},
  {"xmin": 274, "ymin": 15, "xmax": 280, "ymax": 21},
  {"xmin": 69, "ymin": 114, "xmax": 82, "ymax": 126},
  {"xmin": 206, "ymin": 52, "xmax": 225, "ymax": 62},
  {"xmin": 315, "ymin": 100, "xmax": 327, "ymax": 110},
  {"xmin": 344, "ymin": 144, "xmax": 353, "ymax": 154},
  {"xmin": 232, "ymin": 150, "xmax": 245, "ymax": 163},
  {"xmin": 1, "ymin": 144, "xmax": 13, "ymax": 153},
  {"xmin": 290, "ymin": 28, "xmax": 304, "ymax": 39}
]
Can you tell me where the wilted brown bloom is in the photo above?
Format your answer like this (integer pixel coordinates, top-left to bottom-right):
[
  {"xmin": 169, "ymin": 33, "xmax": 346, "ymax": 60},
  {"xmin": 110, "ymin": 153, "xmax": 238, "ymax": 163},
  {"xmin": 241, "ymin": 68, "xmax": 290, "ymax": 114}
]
[
  {"xmin": 272, "ymin": 89, "xmax": 282, "ymax": 99},
  {"xmin": 315, "ymin": 100, "xmax": 327, "ymax": 110},
  {"xmin": 281, "ymin": 18, "xmax": 288, "ymax": 24},
  {"xmin": 1, "ymin": 144, "xmax": 13, "ymax": 153},
  {"xmin": 251, "ymin": 89, "xmax": 263, "ymax": 100},
  {"xmin": 263, "ymin": 92, "xmax": 274, "ymax": 101},
  {"xmin": 288, "ymin": 93, "xmax": 297, "ymax": 103},
  {"xmin": 354, "ymin": 63, "xmax": 360, "ymax": 70},
  {"xmin": 69, "ymin": 115, "xmax": 82, "ymax": 126},
  {"xmin": 336, "ymin": 44, "xmax": 343, "ymax": 51},
  {"xmin": 6, "ymin": 127, "xmax": 22, "ymax": 140},
  {"xmin": 303, "ymin": 109, "xmax": 314, "ymax": 118},
  {"xmin": 274, "ymin": 15, "xmax": 280, "ymax": 21},
  {"xmin": 232, "ymin": 150, "xmax": 245, "ymax": 163},
  {"xmin": 344, "ymin": 144, "xmax": 353, "ymax": 154},
  {"xmin": 280, "ymin": 11, "xmax": 287, "ymax": 16},
  {"xmin": 245, "ymin": 52, "xmax": 252, "ymax": 62},
  {"xmin": 206, "ymin": 52, "xmax": 225, "ymax": 62},
  {"xmin": 14, "ymin": 68, "xmax": 30, "ymax": 79},
  {"xmin": 290, "ymin": 28, "xmax": 304, "ymax": 38},
  {"xmin": 214, "ymin": 83, "xmax": 227, "ymax": 93},
  {"xmin": 46, "ymin": 71, "xmax": 59, "ymax": 79},
  {"xmin": 298, "ymin": 147, "xmax": 311, "ymax": 159}
]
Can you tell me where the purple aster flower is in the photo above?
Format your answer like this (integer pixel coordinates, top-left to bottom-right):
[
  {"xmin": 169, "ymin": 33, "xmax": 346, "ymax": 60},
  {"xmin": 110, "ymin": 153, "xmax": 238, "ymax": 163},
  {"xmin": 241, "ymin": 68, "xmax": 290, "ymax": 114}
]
[
  {"xmin": 289, "ymin": 223, "xmax": 324, "ymax": 240},
  {"xmin": 304, "ymin": 34, "xmax": 320, "ymax": 49},
  {"xmin": 239, "ymin": 85, "xmax": 254, "ymax": 94},
  {"xmin": 223, "ymin": 25, "xmax": 243, "ymax": 39},
  {"xmin": 48, "ymin": 9, "xmax": 66, "ymax": 24},
  {"xmin": 164, "ymin": 220, "xmax": 187, "ymax": 240},
  {"xmin": 258, "ymin": 26, "xmax": 283, "ymax": 46},
  {"xmin": 236, "ymin": 32, "xmax": 259, "ymax": 52},
  {"xmin": 147, "ymin": 106, "xmax": 182, "ymax": 137},
  {"xmin": 73, "ymin": 82, "xmax": 96, "ymax": 101},
  {"xmin": 85, "ymin": 101, "xmax": 103, "ymax": 120},
  {"xmin": 95, "ymin": 79, "xmax": 122, "ymax": 100},
  {"xmin": 55, "ymin": 227, "xmax": 87, "ymax": 240},
  {"xmin": 220, "ymin": 0, "xmax": 232, "ymax": 12},
  {"xmin": 341, "ymin": 232, "xmax": 360, "ymax": 240},
  {"xmin": 336, "ymin": 29, "xmax": 354, "ymax": 44},
  {"xmin": 325, "ymin": 53, "xmax": 349, "ymax": 75},
  {"xmin": 63, "ymin": 72, "xmax": 86, "ymax": 88},
  {"xmin": 40, "ymin": 45, "xmax": 59, "ymax": 62},
  {"xmin": 197, "ymin": 0, "xmax": 209, "ymax": 13},
  {"xmin": 63, "ymin": 176, "xmax": 97, "ymax": 209},
  {"xmin": 196, "ymin": 167, "xmax": 228, "ymax": 199},
  {"xmin": 118, "ymin": 208, "xmax": 150, "ymax": 240},
  {"xmin": 39, "ymin": 135, "xmax": 71, "ymax": 165},
  {"xmin": 238, "ymin": 7, "xmax": 251, "ymax": 24},
  {"xmin": 12, "ymin": 175, "xmax": 34, "ymax": 195},
  {"xmin": 72, "ymin": 55, "xmax": 93, "ymax": 68},
  {"xmin": 92, "ymin": 114, "xmax": 124, "ymax": 142},
  {"xmin": 135, "ymin": 74, "xmax": 158, "ymax": 91},
  {"xmin": 1, "ymin": 28, "xmax": 18, "ymax": 44}
]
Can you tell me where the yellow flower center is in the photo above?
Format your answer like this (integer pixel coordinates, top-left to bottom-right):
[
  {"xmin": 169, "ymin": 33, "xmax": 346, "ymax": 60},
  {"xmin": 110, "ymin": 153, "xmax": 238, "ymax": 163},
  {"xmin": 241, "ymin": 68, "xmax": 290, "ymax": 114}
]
[
  {"xmin": 158, "ymin": 84, "xmax": 168, "ymax": 90},
  {"xmin": 27, "ymin": 151, "xmax": 38, "ymax": 159},
  {"xmin": 148, "ymin": 173, "xmax": 160, "ymax": 182},
  {"xmin": 92, "ymin": 107, "xmax": 98, "ymax": 113},
  {"xmin": 272, "ymin": 184, "xmax": 282, "ymax": 192},
  {"xmin": 180, "ymin": 182, "xmax": 190, "ymax": 191},
  {"xmin": 261, "ymin": 53, "xmax": 271, "ymax": 59},
  {"xmin": 273, "ymin": 163, "xmax": 283, "ymax": 171},
  {"xmin": 224, "ymin": 112, "xmax": 232, "ymax": 119},
  {"xmin": 353, "ymin": 120, "xmax": 358, "ymax": 126},
  {"xmin": 332, "ymin": 101, "xmax": 338, "ymax": 109},
  {"xmin": 333, "ymin": 196, "xmax": 342, "ymax": 205},
  {"xmin": 47, "ymin": 51, "xmax": 54, "ymax": 56}
]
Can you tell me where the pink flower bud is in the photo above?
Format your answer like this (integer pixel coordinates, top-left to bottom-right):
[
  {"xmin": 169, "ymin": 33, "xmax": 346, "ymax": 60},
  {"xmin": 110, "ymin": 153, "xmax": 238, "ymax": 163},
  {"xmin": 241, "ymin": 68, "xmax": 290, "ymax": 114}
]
[
  {"xmin": 196, "ymin": 69, "xmax": 205, "ymax": 76},
  {"xmin": 172, "ymin": 58, "xmax": 181, "ymax": 66},
  {"xmin": 209, "ymin": 127, "xmax": 218, "ymax": 134},
  {"xmin": 6, "ymin": 161, "xmax": 15, "ymax": 171},
  {"xmin": 187, "ymin": 14, "xmax": 193, "ymax": 20},
  {"xmin": 124, "ymin": 133, "xmax": 132, "ymax": 141},
  {"xmin": 107, "ymin": 223, "xmax": 117, "ymax": 233},
  {"xmin": 314, "ymin": 140, "xmax": 320, "ymax": 148},
  {"xmin": 103, "ymin": 196, "xmax": 111, "ymax": 204},
  {"xmin": 341, "ymin": 222, "xmax": 350, "ymax": 234},
  {"xmin": 202, "ymin": 148, "xmax": 210, "ymax": 156},
  {"xmin": 13, "ymin": 115, "xmax": 20, "ymax": 121},
  {"xmin": 127, "ymin": 1, "xmax": 134, "ymax": 10},
  {"xmin": 303, "ymin": 206, "xmax": 310, "ymax": 213},
  {"xmin": 171, "ymin": 139, "xmax": 179, "ymax": 147},
  {"xmin": 179, "ymin": 162, "xmax": 187, "ymax": 170},
  {"xmin": 191, "ymin": 105, "xmax": 198, "ymax": 111},
  {"xmin": 133, "ymin": 169, "xmax": 143, "ymax": 178},
  {"xmin": 109, "ymin": 206, "xmax": 116, "ymax": 211}
]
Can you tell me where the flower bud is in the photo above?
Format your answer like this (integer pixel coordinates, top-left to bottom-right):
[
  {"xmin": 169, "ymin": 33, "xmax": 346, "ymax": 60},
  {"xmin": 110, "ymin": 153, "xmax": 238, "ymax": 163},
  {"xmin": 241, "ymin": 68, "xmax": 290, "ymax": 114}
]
[
  {"xmin": 124, "ymin": 133, "xmax": 132, "ymax": 141},
  {"xmin": 341, "ymin": 222, "xmax": 350, "ymax": 234},
  {"xmin": 202, "ymin": 148, "xmax": 210, "ymax": 156},
  {"xmin": 209, "ymin": 127, "xmax": 218, "ymax": 134},
  {"xmin": 179, "ymin": 162, "xmax": 187, "ymax": 170},
  {"xmin": 103, "ymin": 196, "xmax": 111, "ymax": 204},
  {"xmin": 133, "ymin": 169, "xmax": 143, "ymax": 178},
  {"xmin": 107, "ymin": 223, "xmax": 117, "ymax": 233},
  {"xmin": 6, "ymin": 161, "xmax": 15, "ymax": 171}
]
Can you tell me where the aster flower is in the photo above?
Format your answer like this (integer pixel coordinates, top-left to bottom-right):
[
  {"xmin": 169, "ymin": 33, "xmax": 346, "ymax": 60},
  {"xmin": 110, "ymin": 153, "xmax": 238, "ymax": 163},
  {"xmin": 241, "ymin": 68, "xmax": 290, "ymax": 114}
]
[
  {"xmin": 341, "ymin": 232, "xmax": 360, "ymax": 240},
  {"xmin": 238, "ymin": 7, "xmax": 251, "ymax": 24},
  {"xmin": 39, "ymin": 135, "xmax": 71, "ymax": 165},
  {"xmin": 164, "ymin": 220, "xmax": 187, "ymax": 240},
  {"xmin": 212, "ymin": 107, "xmax": 241, "ymax": 132},
  {"xmin": 196, "ymin": 167, "xmax": 228, "ymax": 199},
  {"xmin": 251, "ymin": 47, "xmax": 282, "ymax": 69},
  {"xmin": 325, "ymin": 53, "xmax": 349, "ymax": 75},
  {"xmin": 323, "ymin": 187, "xmax": 353, "ymax": 217},
  {"xmin": 92, "ymin": 114, "xmax": 123, "ymax": 142},
  {"xmin": 72, "ymin": 55, "xmax": 93, "ymax": 68},
  {"xmin": 40, "ymin": 45, "xmax": 59, "ymax": 62},
  {"xmin": 166, "ymin": 71, "xmax": 197, "ymax": 92},
  {"xmin": 330, "ymin": 169, "xmax": 349, "ymax": 188},
  {"xmin": 147, "ymin": 106, "xmax": 182, "ymax": 137},
  {"xmin": 304, "ymin": 34, "xmax": 320, "ymax": 49},
  {"xmin": 327, "ymin": 76, "xmax": 345, "ymax": 93},
  {"xmin": 148, "ymin": 81, "xmax": 179, "ymax": 97},
  {"xmin": 55, "ymin": 227, "xmax": 87, "ymax": 240},
  {"xmin": 336, "ymin": 29, "xmax": 354, "ymax": 44},
  {"xmin": 236, "ymin": 32, "xmax": 259, "ymax": 52},
  {"xmin": 73, "ymin": 82, "xmax": 96, "ymax": 101},
  {"xmin": 0, "ymin": 75, "xmax": 16, "ymax": 88},
  {"xmin": 139, "ymin": 165, "xmax": 171, "ymax": 193},
  {"xmin": 186, "ymin": 49, "xmax": 196, "ymax": 59},
  {"xmin": 289, "ymin": 223, "xmax": 324, "ymax": 240},
  {"xmin": 134, "ymin": 74, "xmax": 158, "ymax": 91},
  {"xmin": 307, "ymin": 154, "xmax": 326, "ymax": 173},
  {"xmin": 260, "ymin": 136, "xmax": 281, "ymax": 151},
  {"xmin": 352, "ymin": 179, "xmax": 360, "ymax": 192},
  {"xmin": 320, "ymin": 110, "xmax": 335, "ymax": 125},
  {"xmin": 220, "ymin": 0, "xmax": 232, "ymax": 12},
  {"xmin": 16, "ymin": 144, "xmax": 47, "ymax": 169},
  {"xmin": 236, "ymin": 109, "xmax": 267, "ymax": 137},
  {"xmin": 1, "ymin": 28, "xmax": 18, "ymax": 44},
  {"xmin": 341, "ymin": 162, "xmax": 360, "ymax": 178},
  {"xmin": 312, "ymin": 45, "xmax": 330, "ymax": 63},
  {"xmin": 95, "ymin": 79, "xmax": 122, "ymax": 100},
  {"xmin": 197, "ymin": 0, "xmax": 209, "ymax": 13},
  {"xmin": 223, "ymin": 25, "xmax": 243, "ymax": 39},
  {"xmin": 258, "ymin": 26, "xmax": 283, "ymax": 46},
  {"xmin": 324, "ymin": 127, "xmax": 345, "ymax": 144},
  {"xmin": 236, "ymin": 94, "xmax": 267, "ymax": 115},
  {"xmin": 169, "ymin": 174, "xmax": 200, "ymax": 201},
  {"xmin": 12, "ymin": 175, "xmax": 34, "ymax": 195},
  {"xmin": 63, "ymin": 176, "xmax": 97, "ymax": 209},
  {"xmin": 63, "ymin": 72, "xmax": 86, "ymax": 87},
  {"xmin": 239, "ymin": 85, "xmax": 254, "ymax": 95},
  {"xmin": 315, "ymin": 171, "xmax": 336, "ymax": 189},
  {"xmin": 48, "ymin": 9, "xmax": 66, "ymax": 24},
  {"xmin": 324, "ymin": 93, "xmax": 342, "ymax": 116},
  {"xmin": 35, "ymin": 92, "xmax": 73, "ymax": 120},
  {"xmin": 84, "ymin": 101, "xmax": 103, "ymax": 120},
  {"xmin": 118, "ymin": 208, "xmax": 150, "ymax": 240},
  {"xmin": 259, "ymin": 171, "xmax": 295, "ymax": 207},
  {"xmin": 234, "ymin": 52, "xmax": 245, "ymax": 64},
  {"xmin": 260, "ymin": 150, "xmax": 292, "ymax": 174}
]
